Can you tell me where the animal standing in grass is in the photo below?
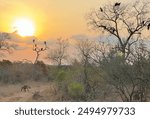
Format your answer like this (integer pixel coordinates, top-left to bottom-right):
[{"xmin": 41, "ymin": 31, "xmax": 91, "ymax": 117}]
[{"xmin": 21, "ymin": 85, "xmax": 31, "ymax": 92}]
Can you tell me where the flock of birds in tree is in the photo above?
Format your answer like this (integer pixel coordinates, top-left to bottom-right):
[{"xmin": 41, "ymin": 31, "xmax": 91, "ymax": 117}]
[
  {"xmin": 100, "ymin": 2, "xmax": 121, "ymax": 12},
  {"xmin": 33, "ymin": 39, "xmax": 47, "ymax": 52},
  {"xmin": 99, "ymin": 2, "xmax": 150, "ymax": 31}
]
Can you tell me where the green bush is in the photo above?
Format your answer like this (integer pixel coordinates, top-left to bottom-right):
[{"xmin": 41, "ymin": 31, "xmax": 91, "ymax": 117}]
[
  {"xmin": 68, "ymin": 82, "xmax": 84, "ymax": 99},
  {"xmin": 56, "ymin": 70, "xmax": 68, "ymax": 82}
]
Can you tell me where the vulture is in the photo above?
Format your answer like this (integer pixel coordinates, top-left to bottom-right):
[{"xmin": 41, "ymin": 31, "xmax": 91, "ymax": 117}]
[
  {"xmin": 147, "ymin": 23, "xmax": 150, "ymax": 30},
  {"xmin": 141, "ymin": 21, "xmax": 145, "ymax": 26},
  {"xmin": 114, "ymin": 2, "xmax": 121, "ymax": 6},
  {"xmin": 110, "ymin": 27, "xmax": 115, "ymax": 33},
  {"xmin": 100, "ymin": 7, "xmax": 103, "ymax": 12},
  {"xmin": 101, "ymin": 25, "xmax": 106, "ymax": 29}
]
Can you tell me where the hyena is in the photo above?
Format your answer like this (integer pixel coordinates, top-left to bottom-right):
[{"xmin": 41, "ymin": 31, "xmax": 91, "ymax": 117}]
[{"xmin": 21, "ymin": 85, "xmax": 31, "ymax": 92}]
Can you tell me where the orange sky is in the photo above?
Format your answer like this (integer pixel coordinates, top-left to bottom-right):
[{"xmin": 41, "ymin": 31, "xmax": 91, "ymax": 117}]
[
  {"xmin": 0, "ymin": 0, "xmax": 105, "ymax": 39},
  {"xmin": 0, "ymin": 0, "xmax": 137, "ymax": 63}
]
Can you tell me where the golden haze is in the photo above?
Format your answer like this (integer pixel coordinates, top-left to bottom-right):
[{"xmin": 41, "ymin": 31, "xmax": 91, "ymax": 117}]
[
  {"xmin": 0, "ymin": 0, "xmax": 137, "ymax": 62},
  {"xmin": 0, "ymin": 0, "xmax": 105, "ymax": 39}
]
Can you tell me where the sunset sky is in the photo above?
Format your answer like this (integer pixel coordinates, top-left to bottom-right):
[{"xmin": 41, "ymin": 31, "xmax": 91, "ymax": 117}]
[
  {"xmin": 0, "ymin": 0, "xmax": 104, "ymax": 39},
  {"xmin": 0, "ymin": 0, "xmax": 138, "ymax": 63}
]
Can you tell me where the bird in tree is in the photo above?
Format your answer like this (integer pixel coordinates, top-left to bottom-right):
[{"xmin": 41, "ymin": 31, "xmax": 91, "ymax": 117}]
[
  {"xmin": 100, "ymin": 7, "xmax": 103, "ymax": 12},
  {"xmin": 147, "ymin": 23, "xmax": 150, "ymax": 30},
  {"xmin": 109, "ymin": 27, "xmax": 116, "ymax": 33},
  {"xmin": 141, "ymin": 21, "xmax": 145, "ymax": 26},
  {"xmin": 114, "ymin": 2, "xmax": 121, "ymax": 6},
  {"xmin": 32, "ymin": 39, "xmax": 48, "ymax": 64}
]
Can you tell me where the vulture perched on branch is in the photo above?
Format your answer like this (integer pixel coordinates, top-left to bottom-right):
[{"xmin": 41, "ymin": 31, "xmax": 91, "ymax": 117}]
[
  {"xmin": 100, "ymin": 7, "xmax": 103, "ymax": 12},
  {"xmin": 114, "ymin": 2, "xmax": 121, "ymax": 6}
]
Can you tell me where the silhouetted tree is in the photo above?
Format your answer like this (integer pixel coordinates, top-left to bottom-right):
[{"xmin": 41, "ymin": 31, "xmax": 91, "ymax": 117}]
[
  {"xmin": 87, "ymin": 1, "xmax": 150, "ymax": 59},
  {"xmin": 33, "ymin": 39, "xmax": 47, "ymax": 64},
  {"xmin": 0, "ymin": 32, "xmax": 14, "ymax": 53},
  {"xmin": 77, "ymin": 39, "xmax": 94, "ymax": 98},
  {"xmin": 47, "ymin": 38, "xmax": 69, "ymax": 67}
]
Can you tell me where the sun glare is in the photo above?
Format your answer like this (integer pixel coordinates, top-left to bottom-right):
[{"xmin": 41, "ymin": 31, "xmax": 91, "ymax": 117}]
[{"xmin": 13, "ymin": 18, "xmax": 35, "ymax": 37}]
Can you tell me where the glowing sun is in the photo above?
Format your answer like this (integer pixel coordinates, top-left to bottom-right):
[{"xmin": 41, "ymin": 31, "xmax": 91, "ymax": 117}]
[{"xmin": 13, "ymin": 18, "xmax": 35, "ymax": 37}]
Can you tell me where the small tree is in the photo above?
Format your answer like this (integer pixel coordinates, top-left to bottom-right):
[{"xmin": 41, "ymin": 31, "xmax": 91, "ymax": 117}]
[
  {"xmin": 33, "ymin": 39, "xmax": 47, "ymax": 64},
  {"xmin": 47, "ymin": 38, "xmax": 69, "ymax": 67},
  {"xmin": 77, "ymin": 39, "xmax": 94, "ymax": 97},
  {"xmin": 0, "ymin": 32, "xmax": 14, "ymax": 53}
]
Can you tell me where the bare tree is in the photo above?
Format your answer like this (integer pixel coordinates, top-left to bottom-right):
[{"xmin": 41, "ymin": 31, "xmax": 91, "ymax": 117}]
[
  {"xmin": 77, "ymin": 39, "xmax": 94, "ymax": 97},
  {"xmin": 87, "ymin": 1, "xmax": 150, "ymax": 59},
  {"xmin": 47, "ymin": 38, "xmax": 69, "ymax": 66},
  {"xmin": 90, "ymin": 41, "xmax": 113, "ymax": 65},
  {"xmin": 0, "ymin": 32, "xmax": 14, "ymax": 53},
  {"xmin": 33, "ymin": 39, "xmax": 47, "ymax": 64}
]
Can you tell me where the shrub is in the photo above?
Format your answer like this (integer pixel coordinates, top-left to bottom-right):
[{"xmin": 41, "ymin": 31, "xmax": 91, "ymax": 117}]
[
  {"xmin": 68, "ymin": 82, "xmax": 84, "ymax": 99},
  {"xmin": 56, "ymin": 70, "xmax": 68, "ymax": 82}
]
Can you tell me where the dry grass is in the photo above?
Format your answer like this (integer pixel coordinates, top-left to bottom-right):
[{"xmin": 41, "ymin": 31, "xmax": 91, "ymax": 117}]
[
  {"xmin": 0, "ymin": 80, "xmax": 149, "ymax": 102},
  {"xmin": 0, "ymin": 81, "xmax": 60, "ymax": 102}
]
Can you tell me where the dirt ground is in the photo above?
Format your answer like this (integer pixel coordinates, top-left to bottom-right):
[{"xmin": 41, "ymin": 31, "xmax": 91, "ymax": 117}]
[
  {"xmin": 0, "ymin": 81, "xmax": 150, "ymax": 102},
  {"xmin": 0, "ymin": 81, "xmax": 62, "ymax": 102}
]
